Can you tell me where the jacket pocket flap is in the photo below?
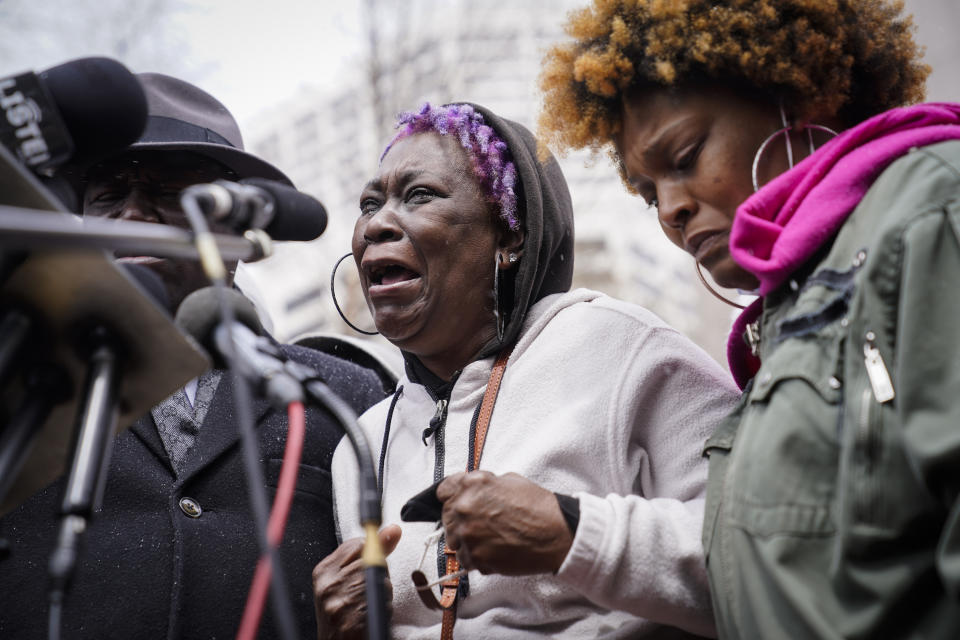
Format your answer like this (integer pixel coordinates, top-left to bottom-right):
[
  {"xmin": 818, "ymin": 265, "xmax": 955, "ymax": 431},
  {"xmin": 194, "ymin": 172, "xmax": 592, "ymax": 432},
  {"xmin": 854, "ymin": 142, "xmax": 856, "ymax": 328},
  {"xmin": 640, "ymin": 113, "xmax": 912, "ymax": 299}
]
[
  {"xmin": 750, "ymin": 332, "xmax": 844, "ymax": 405},
  {"xmin": 265, "ymin": 459, "xmax": 332, "ymax": 499}
]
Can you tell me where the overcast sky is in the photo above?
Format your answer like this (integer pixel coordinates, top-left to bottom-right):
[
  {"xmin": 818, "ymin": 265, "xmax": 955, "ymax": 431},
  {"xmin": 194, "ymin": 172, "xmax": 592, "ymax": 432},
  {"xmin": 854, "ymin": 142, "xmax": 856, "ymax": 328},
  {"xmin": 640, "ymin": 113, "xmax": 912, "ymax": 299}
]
[
  {"xmin": 168, "ymin": 0, "xmax": 366, "ymax": 124},
  {"xmin": 0, "ymin": 0, "xmax": 366, "ymax": 127},
  {"xmin": 0, "ymin": 0, "xmax": 955, "ymax": 130}
]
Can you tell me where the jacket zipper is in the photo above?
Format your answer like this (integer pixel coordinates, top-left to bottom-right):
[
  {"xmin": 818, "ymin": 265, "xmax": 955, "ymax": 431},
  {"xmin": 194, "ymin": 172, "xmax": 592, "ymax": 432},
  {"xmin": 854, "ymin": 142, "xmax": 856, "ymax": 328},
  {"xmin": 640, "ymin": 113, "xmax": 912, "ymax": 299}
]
[
  {"xmin": 856, "ymin": 387, "xmax": 879, "ymax": 522},
  {"xmin": 422, "ymin": 399, "xmax": 448, "ymax": 445},
  {"xmin": 430, "ymin": 397, "xmax": 449, "ymax": 581},
  {"xmin": 426, "ymin": 392, "xmax": 480, "ymax": 597}
]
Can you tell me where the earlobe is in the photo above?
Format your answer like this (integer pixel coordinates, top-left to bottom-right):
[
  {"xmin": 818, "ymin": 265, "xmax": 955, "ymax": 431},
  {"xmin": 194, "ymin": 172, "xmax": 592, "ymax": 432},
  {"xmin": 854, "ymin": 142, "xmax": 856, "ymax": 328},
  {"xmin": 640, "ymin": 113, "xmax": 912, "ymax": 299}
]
[
  {"xmin": 497, "ymin": 226, "xmax": 526, "ymax": 265},
  {"xmin": 497, "ymin": 249, "xmax": 523, "ymax": 270},
  {"xmin": 497, "ymin": 251, "xmax": 519, "ymax": 268}
]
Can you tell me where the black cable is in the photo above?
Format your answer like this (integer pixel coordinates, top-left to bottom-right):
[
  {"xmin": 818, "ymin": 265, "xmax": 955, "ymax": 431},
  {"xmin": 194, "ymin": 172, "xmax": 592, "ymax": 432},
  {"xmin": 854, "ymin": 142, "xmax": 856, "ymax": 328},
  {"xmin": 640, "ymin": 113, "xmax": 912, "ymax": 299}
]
[
  {"xmin": 181, "ymin": 193, "xmax": 298, "ymax": 640},
  {"xmin": 303, "ymin": 381, "xmax": 377, "ymax": 522},
  {"xmin": 378, "ymin": 386, "xmax": 404, "ymax": 497}
]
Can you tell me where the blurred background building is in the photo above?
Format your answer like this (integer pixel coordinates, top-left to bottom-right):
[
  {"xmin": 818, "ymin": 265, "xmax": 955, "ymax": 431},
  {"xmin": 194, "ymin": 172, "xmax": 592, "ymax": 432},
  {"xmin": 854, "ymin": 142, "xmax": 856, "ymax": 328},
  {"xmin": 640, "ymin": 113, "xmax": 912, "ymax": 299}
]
[{"xmin": 2, "ymin": 0, "xmax": 957, "ymax": 366}]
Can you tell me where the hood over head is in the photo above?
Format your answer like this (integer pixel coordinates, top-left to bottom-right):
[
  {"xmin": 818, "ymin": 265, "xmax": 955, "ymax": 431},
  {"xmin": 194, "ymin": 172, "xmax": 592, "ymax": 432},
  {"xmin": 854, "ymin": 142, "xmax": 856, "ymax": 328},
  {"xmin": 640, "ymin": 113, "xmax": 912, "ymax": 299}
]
[{"xmin": 465, "ymin": 103, "xmax": 575, "ymax": 357}]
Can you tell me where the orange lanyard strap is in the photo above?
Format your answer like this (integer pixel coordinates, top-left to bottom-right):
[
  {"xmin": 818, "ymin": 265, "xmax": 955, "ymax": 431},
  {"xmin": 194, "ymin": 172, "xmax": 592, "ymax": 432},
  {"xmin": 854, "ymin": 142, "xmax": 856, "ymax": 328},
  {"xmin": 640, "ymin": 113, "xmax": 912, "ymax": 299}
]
[
  {"xmin": 471, "ymin": 347, "xmax": 512, "ymax": 469},
  {"xmin": 438, "ymin": 346, "xmax": 512, "ymax": 637}
]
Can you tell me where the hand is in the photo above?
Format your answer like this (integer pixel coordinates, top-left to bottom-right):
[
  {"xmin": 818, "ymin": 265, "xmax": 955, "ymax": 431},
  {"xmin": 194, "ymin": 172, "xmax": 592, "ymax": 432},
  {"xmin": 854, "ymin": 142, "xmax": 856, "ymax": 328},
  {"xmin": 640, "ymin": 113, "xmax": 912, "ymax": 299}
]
[
  {"xmin": 312, "ymin": 524, "xmax": 402, "ymax": 640},
  {"xmin": 436, "ymin": 471, "xmax": 573, "ymax": 576}
]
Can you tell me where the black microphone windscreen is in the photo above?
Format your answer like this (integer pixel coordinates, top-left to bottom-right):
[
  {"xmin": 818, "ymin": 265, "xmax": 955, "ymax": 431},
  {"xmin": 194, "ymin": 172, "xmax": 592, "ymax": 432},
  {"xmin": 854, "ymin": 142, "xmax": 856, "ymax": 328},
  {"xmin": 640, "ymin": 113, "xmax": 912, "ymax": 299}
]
[
  {"xmin": 174, "ymin": 287, "xmax": 263, "ymax": 357},
  {"xmin": 241, "ymin": 177, "xmax": 328, "ymax": 241},
  {"xmin": 119, "ymin": 263, "xmax": 170, "ymax": 315},
  {"xmin": 39, "ymin": 57, "xmax": 147, "ymax": 163}
]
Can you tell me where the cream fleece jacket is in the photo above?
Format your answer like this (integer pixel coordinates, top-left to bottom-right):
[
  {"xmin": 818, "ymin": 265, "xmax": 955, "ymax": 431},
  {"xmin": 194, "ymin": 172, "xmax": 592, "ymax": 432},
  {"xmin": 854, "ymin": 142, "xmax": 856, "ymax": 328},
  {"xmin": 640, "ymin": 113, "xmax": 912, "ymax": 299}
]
[{"xmin": 331, "ymin": 289, "xmax": 739, "ymax": 638}]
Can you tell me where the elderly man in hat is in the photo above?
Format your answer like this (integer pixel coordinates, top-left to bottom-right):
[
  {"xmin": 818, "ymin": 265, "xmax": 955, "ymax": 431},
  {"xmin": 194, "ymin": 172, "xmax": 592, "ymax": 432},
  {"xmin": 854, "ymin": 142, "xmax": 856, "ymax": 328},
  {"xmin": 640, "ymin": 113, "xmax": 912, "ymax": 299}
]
[
  {"xmin": 80, "ymin": 72, "xmax": 297, "ymax": 309},
  {"xmin": 0, "ymin": 73, "xmax": 386, "ymax": 639}
]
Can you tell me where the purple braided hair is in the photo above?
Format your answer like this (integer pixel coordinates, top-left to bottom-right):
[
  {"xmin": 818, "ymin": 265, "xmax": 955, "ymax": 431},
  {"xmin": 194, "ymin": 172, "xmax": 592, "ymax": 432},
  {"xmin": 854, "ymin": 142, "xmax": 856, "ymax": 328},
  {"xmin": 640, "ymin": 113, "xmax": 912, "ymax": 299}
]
[{"xmin": 381, "ymin": 103, "xmax": 520, "ymax": 230}]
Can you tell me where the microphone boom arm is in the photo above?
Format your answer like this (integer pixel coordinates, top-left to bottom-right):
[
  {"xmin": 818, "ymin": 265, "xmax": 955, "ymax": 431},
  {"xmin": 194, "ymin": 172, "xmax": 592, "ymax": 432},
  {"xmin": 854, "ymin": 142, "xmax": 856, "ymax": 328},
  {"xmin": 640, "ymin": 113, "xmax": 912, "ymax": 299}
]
[
  {"xmin": 211, "ymin": 329, "xmax": 388, "ymax": 640},
  {"xmin": 0, "ymin": 204, "xmax": 272, "ymax": 263}
]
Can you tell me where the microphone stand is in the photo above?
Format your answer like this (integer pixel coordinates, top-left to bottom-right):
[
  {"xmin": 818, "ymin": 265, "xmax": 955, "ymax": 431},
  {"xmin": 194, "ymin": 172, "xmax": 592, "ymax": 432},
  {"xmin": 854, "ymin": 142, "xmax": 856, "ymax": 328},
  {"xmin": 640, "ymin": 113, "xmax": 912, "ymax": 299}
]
[
  {"xmin": 212, "ymin": 331, "xmax": 390, "ymax": 640},
  {"xmin": 179, "ymin": 181, "xmax": 301, "ymax": 640},
  {"xmin": 47, "ymin": 326, "xmax": 121, "ymax": 640}
]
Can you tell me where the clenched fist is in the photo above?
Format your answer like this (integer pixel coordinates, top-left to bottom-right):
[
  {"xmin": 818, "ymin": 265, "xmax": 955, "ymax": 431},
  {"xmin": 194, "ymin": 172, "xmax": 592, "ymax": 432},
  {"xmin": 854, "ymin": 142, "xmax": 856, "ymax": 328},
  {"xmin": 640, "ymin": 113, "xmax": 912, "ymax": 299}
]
[{"xmin": 436, "ymin": 471, "xmax": 573, "ymax": 576}]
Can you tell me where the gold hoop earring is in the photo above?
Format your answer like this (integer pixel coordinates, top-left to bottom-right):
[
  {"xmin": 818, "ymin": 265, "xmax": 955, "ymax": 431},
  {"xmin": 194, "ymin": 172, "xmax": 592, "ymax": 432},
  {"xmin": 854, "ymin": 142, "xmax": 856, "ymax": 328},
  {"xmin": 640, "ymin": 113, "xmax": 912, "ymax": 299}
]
[
  {"xmin": 751, "ymin": 104, "xmax": 838, "ymax": 192},
  {"xmin": 696, "ymin": 260, "xmax": 746, "ymax": 310},
  {"xmin": 330, "ymin": 252, "xmax": 379, "ymax": 335}
]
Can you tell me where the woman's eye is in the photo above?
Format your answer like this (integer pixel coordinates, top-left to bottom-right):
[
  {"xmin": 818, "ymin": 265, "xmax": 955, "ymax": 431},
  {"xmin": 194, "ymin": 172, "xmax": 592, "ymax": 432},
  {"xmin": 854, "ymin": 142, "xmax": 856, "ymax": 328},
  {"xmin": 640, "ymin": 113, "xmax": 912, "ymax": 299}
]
[
  {"xmin": 675, "ymin": 140, "xmax": 703, "ymax": 171},
  {"xmin": 639, "ymin": 189, "xmax": 658, "ymax": 212},
  {"xmin": 359, "ymin": 198, "xmax": 381, "ymax": 215},
  {"xmin": 406, "ymin": 187, "xmax": 435, "ymax": 203}
]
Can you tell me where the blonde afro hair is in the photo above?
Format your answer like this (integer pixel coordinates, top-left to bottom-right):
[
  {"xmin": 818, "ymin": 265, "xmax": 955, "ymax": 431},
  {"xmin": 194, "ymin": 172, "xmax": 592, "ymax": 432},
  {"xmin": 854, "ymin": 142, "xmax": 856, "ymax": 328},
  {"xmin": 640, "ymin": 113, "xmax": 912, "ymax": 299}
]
[{"xmin": 539, "ymin": 0, "xmax": 930, "ymax": 156}]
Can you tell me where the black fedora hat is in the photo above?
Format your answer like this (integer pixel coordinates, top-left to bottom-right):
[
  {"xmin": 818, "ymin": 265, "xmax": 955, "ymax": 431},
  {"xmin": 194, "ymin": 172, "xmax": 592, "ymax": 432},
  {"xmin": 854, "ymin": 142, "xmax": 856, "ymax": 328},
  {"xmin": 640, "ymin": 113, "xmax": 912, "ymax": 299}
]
[
  {"xmin": 128, "ymin": 73, "xmax": 291, "ymax": 185},
  {"xmin": 58, "ymin": 72, "xmax": 291, "ymax": 207}
]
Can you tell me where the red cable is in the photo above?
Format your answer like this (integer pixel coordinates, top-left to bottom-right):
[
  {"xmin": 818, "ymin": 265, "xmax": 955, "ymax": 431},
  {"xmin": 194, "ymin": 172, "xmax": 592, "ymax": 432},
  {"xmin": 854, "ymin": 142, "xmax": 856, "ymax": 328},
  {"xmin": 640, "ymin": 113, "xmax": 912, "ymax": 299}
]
[{"xmin": 237, "ymin": 400, "xmax": 306, "ymax": 640}]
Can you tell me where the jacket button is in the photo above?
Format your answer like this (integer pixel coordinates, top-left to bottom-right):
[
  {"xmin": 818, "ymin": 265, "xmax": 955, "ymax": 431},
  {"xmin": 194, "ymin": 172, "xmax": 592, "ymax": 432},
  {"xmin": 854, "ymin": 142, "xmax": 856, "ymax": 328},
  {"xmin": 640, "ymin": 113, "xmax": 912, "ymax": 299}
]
[{"xmin": 179, "ymin": 497, "xmax": 202, "ymax": 518}]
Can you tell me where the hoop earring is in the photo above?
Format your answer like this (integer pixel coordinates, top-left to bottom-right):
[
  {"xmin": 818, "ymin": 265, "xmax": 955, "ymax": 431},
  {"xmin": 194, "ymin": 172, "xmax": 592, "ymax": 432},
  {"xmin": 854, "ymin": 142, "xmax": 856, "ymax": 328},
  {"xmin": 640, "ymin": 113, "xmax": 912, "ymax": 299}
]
[
  {"xmin": 751, "ymin": 104, "xmax": 839, "ymax": 192},
  {"xmin": 493, "ymin": 254, "xmax": 505, "ymax": 343},
  {"xmin": 696, "ymin": 260, "xmax": 746, "ymax": 310},
  {"xmin": 330, "ymin": 252, "xmax": 379, "ymax": 335}
]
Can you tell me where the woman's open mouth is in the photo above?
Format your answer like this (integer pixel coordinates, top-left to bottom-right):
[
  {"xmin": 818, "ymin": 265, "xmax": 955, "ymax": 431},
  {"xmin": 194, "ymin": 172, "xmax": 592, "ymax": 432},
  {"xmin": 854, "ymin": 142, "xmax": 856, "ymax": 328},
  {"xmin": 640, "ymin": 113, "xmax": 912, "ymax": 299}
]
[{"xmin": 366, "ymin": 263, "xmax": 422, "ymax": 296}]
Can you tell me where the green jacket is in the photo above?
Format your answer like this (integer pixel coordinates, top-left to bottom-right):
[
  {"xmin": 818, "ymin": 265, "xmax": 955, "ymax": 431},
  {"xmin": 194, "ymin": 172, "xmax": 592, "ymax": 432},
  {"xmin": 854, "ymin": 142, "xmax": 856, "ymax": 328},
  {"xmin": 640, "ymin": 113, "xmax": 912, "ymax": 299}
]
[{"xmin": 704, "ymin": 140, "xmax": 960, "ymax": 639}]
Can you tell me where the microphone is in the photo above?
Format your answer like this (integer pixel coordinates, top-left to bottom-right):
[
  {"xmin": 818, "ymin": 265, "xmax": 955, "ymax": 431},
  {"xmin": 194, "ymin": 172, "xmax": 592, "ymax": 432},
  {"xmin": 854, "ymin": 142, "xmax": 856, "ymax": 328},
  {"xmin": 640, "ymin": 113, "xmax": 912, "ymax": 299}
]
[
  {"xmin": 0, "ymin": 57, "xmax": 147, "ymax": 212},
  {"xmin": 175, "ymin": 286, "xmax": 264, "ymax": 360},
  {"xmin": 174, "ymin": 287, "xmax": 302, "ymax": 405},
  {"xmin": 183, "ymin": 178, "xmax": 328, "ymax": 241},
  {"xmin": 0, "ymin": 57, "xmax": 147, "ymax": 171}
]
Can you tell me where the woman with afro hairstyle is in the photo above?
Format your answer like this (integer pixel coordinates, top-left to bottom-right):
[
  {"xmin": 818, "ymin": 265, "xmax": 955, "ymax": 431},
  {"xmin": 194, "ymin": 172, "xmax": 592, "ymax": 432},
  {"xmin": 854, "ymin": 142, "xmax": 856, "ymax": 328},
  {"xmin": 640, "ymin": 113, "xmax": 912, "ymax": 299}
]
[{"xmin": 540, "ymin": 1, "xmax": 960, "ymax": 638}]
